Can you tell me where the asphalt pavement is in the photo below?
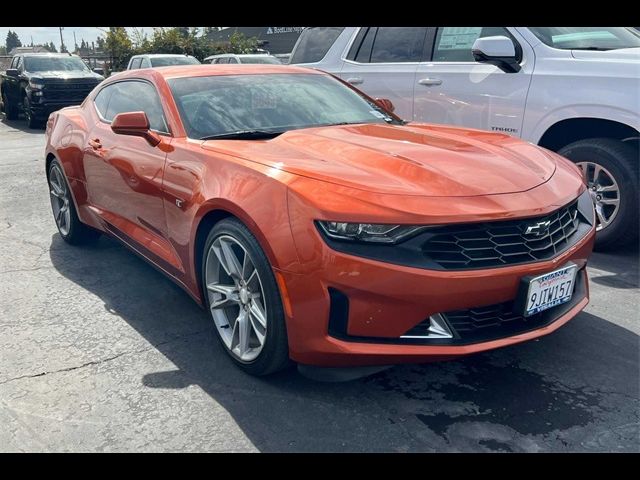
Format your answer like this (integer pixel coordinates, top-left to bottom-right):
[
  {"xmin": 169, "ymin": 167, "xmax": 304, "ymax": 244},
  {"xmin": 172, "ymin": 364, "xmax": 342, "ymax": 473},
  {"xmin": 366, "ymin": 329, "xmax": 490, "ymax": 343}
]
[{"xmin": 0, "ymin": 116, "xmax": 638, "ymax": 452}]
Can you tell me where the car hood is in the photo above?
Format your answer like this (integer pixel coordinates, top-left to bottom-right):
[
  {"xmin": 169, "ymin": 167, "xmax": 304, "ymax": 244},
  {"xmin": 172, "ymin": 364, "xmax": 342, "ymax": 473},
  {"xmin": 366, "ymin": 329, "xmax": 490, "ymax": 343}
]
[
  {"xmin": 202, "ymin": 123, "xmax": 557, "ymax": 197},
  {"xmin": 30, "ymin": 70, "xmax": 103, "ymax": 81}
]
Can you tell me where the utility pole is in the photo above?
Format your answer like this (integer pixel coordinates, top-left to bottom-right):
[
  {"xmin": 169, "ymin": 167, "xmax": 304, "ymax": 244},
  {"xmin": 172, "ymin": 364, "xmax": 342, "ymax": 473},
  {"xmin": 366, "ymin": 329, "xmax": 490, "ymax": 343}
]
[
  {"xmin": 59, "ymin": 27, "xmax": 65, "ymax": 52},
  {"xmin": 73, "ymin": 31, "xmax": 77, "ymax": 53}
]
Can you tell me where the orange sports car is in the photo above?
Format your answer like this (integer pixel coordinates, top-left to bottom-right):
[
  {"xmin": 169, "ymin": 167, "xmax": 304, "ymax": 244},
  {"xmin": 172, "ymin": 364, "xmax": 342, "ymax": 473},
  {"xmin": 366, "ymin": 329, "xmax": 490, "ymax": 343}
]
[{"xmin": 44, "ymin": 65, "xmax": 595, "ymax": 379}]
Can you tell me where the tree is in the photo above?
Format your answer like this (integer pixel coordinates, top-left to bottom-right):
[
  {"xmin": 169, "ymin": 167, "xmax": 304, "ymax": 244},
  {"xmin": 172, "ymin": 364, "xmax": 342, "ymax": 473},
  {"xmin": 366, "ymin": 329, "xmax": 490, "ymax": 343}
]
[
  {"xmin": 105, "ymin": 27, "xmax": 133, "ymax": 72},
  {"xmin": 0, "ymin": 46, "xmax": 6, "ymax": 55},
  {"xmin": 6, "ymin": 30, "xmax": 22, "ymax": 53},
  {"xmin": 96, "ymin": 36, "xmax": 105, "ymax": 52},
  {"xmin": 47, "ymin": 41, "xmax": 57, "ymax": 53}
]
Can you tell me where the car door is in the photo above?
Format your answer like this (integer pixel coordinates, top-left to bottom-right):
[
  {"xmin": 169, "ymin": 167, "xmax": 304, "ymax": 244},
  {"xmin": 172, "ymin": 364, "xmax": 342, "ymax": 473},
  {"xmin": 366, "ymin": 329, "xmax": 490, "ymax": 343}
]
[
  {"xmin": 413, "ymin": 27, "xmax": 534, "ymax": 136},
  {"xmin": 8, "ymin": 56, "xmax": 23, "ymax": 102},
  {"xmin": 338, "ymin": 27, "xmax": 428, "ymax": 121},
  {"xmin": 82, "ymin": 80, "xmax": 178, "ymax": 268}
]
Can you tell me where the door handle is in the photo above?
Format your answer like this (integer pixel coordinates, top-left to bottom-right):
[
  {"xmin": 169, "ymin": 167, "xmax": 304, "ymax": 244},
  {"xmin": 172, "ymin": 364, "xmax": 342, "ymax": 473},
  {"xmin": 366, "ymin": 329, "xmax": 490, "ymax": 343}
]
[
  {"xmin": 418, "ymin": 78, "xmax": 443, "ymax": 86},
  {"xmin": 88, "ymin": 138, "xmax": 102, "ymax": 149},
  {"xmin": 346, "ymin": 77, "xmax": 364, "ymax": 85}
]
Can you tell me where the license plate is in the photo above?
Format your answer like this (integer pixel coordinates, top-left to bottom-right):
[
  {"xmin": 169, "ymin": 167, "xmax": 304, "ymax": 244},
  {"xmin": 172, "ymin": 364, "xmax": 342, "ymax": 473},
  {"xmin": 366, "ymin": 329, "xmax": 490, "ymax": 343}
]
[{"xmin": 523, "ymin": 264, "xmax": 577, "ymax": 317}]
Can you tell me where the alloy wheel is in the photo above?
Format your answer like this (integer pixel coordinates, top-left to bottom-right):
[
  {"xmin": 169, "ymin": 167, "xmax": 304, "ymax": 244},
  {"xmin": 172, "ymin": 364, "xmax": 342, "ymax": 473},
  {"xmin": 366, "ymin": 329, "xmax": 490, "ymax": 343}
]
[
  {"xmin": 576, "ymin": 161, "xmax": 621, "ymax": 232},
  {"xmin": 205, "ymin": 234, "xmax": 268, "ymax": 362},
  {"xmin": 49, "ymin": 164, "xmax": 71, "ymax": 236}
]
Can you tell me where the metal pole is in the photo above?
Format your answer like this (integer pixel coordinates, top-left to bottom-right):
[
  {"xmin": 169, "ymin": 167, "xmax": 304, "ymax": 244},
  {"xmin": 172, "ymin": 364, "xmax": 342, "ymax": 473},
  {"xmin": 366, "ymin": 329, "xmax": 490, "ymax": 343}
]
[
  {"xmin": 73, "ymin": 31, "xmax": 77, "ymax": 52},
  {"xmin": 59, "ymin": 27, "xmax": 65, "ymax": 52}
]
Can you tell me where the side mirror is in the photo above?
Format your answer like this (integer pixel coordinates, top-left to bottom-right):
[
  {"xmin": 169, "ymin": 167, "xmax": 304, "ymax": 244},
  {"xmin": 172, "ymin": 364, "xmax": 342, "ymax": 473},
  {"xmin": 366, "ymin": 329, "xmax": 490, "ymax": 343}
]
[
  {"xmin": 471, "ymin": 36, "xmax": 521, "ymax": 73},
  {"xmin": 375, "ymin": 98, "xmax": 395, "ymax": 113},
  {"xmin": 93, "ymin": 67, "xmax": 104, "ymax": 75},
  {"xmin": 111, "ymin": 111, "xmax": 161, "ymax": 147},
  {"xmin": 6, "ymin": 68, "xmax": 19, "ymax": 78}
]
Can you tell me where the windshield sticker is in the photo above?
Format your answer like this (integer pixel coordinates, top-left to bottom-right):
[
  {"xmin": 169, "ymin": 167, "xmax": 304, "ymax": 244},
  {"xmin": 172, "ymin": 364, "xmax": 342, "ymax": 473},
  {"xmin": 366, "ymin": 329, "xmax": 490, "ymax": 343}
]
[{"xmin": 437, "ymin": 27, "xmax": 482, "ymax": 50}]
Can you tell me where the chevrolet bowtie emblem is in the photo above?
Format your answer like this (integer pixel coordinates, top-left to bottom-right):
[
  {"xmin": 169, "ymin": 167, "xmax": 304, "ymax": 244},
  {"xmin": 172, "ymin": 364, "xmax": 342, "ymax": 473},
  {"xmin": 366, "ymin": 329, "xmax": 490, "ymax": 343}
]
[{"xmin": 525, "ymin": 220, "xmax": 551, "ymax": 236}]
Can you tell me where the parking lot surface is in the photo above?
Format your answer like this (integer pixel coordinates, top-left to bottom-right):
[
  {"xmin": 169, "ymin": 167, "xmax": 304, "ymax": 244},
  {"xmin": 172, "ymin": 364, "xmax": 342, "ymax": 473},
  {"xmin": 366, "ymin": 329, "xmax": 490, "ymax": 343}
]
[{"xmin": 0, "ymin": 117, "xmax": 638, "ymax": 452}]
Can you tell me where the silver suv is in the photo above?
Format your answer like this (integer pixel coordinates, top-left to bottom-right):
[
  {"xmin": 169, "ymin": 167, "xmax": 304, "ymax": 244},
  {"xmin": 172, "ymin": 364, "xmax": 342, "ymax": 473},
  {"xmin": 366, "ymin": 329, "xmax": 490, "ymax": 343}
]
[{"xmin": 291, "ymin": 27, "xmax": 640, "ymax": 249}]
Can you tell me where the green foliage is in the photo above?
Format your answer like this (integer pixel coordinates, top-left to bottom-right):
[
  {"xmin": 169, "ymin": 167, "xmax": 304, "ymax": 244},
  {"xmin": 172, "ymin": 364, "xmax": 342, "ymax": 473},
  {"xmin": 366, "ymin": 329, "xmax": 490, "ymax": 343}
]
[
  {"xmin": 105, "ymin": 27, "xmax": 133, "ymax": 71},
  {"xmin": 0, "ymin": 46, "xmax": 6, "ymax": 55},
  {"xmin": 5, "ymin": 30, "xmax": 22, "ymax": 53},
  {"xmin": 47, "ymin": 42, "xmax": 57, "ymax": 53},
  {"xmin": 98, "ymin": 27, "xmax": 260, "ymax": 73}
]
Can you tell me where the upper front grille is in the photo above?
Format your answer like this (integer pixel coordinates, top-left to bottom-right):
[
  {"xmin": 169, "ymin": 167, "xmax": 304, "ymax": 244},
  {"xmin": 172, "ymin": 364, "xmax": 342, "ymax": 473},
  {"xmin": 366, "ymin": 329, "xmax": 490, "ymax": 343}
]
[
  {"xmin": 43, "ymin": 82, "xmax": 96, "ymax": 102},
  {"xmin": 421, "ymin": 201, "xmax": 582, "ymax": 270}
]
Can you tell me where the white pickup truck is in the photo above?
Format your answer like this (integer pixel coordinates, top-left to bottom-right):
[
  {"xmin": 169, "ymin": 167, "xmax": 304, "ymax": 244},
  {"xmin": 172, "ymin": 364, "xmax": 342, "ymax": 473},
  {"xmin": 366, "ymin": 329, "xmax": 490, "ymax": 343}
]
[{"xmin": 290, "ymin": 27, "xmax": 640, "ymax": 249}]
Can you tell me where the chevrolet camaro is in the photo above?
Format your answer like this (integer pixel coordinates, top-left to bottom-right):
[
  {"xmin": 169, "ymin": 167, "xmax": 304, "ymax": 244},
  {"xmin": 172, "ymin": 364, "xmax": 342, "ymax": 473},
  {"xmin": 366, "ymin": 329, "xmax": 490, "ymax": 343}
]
[{"xmin": 44, "ymin": 65, "xmax": 595, "ymax": 378}]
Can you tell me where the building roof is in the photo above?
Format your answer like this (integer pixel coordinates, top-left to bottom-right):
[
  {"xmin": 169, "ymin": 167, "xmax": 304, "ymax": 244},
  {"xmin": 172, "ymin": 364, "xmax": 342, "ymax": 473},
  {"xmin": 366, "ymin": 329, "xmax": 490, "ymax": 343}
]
[{"xmin": 206, "ymin": 27, "xmax": 305, "ymax": 55}]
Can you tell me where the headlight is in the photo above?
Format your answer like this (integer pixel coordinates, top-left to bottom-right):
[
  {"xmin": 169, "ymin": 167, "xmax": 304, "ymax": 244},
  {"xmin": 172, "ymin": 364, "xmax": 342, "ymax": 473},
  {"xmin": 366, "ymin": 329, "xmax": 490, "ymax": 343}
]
[
  {"xmin": 29, "ymin": 79, "xmax": 44, "ymax": 90},
  {"xmin": 316, "ymin": 221, "xmax": 424, "ymax": 244}
]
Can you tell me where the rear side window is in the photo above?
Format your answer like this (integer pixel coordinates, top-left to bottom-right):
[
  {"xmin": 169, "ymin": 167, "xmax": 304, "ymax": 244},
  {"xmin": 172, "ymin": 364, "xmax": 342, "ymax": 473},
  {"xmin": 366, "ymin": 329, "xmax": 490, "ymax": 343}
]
[
  {"xmin": 103, "ymin": 80, "xmax": 169, "ymax": 133},
  {"xmin": 130, "ymin": 58, "xmax": 142, "ymax": 69},
  {"xmin": 347, "ymin": 27, "xmax": 427, "ymax": 63},
  {"xmin": 433, "ymin": 27, "xmax": 514, "ymax": 62},
  {"xmin": 141, "ymin": 58, "xmax": 151, "ymax": 68},
  {"xmin": 289, "ymin": 27, "xmax": 345, "ymax": 64}
]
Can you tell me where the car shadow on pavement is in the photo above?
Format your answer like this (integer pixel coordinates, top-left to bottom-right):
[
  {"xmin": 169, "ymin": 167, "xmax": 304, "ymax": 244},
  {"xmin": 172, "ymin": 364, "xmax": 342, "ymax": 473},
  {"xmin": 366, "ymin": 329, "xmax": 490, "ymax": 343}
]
[
  {"xmin": 589, "ymin": 245, "xmax": 639, "ymax": 289},
  {"xmin": 48, "ymin": 233, "xmax": 640, "ymax": 452},
  {"xmin": 0, "ymin": 113, "xmax": 44, "ymax": 133}
]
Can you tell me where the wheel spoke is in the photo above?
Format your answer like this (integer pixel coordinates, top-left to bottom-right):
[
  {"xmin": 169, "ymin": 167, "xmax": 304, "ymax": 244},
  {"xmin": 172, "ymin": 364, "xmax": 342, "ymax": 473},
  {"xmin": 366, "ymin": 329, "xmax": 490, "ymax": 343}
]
[
  {"xmin": 213, "ymin": 239, "xmax": 243, "ymax": 280},
  {"xmin": 207, "ymin": 283, "xmax": 239, "ymax": 309},
  {"xmin": 600, "ymin": 198, "xmax": 619, "ymax": 206},
  {"xmin": 241, "ymin": 252, "xmax": 254, "ymax": 281},
  {"xmin": 598, "ymin": 184, "xmax": 618, "ymax": 193},
  {"xmin": 249, "ymin": 299, "xmax": 267, "ymax": 329},
  {"xmin": 595, "ymin": 205, "xmax": 609, "ymax": 227},
  {"xmin": 592, "ymin": 164, "xmax": 602, "ymax": 183},
  {"xmin": 231, "ymin": 310, "xmax": 251, "ymax": 357}
]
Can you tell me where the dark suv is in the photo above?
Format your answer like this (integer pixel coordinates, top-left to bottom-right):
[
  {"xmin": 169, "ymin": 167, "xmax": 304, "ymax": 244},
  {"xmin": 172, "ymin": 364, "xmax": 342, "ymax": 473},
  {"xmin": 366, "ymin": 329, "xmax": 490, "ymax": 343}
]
[{"xmin": 1, "ymin": 53, "xmax": 104, "ymax": 128}]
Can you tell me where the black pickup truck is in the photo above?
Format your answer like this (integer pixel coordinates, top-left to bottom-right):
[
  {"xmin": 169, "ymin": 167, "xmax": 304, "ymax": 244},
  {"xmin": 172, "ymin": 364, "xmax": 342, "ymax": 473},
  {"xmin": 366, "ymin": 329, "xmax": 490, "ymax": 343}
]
[{"xmin": 0, "ymin": 53, "xmax": 104, "ymax": 128}]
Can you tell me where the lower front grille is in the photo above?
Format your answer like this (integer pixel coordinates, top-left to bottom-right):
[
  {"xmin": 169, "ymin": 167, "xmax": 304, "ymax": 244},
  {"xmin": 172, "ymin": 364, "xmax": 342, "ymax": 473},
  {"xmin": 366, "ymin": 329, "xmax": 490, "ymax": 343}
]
[{"xmin": 437, "ymin": 267, "xmax": 587, "ymax": 343}]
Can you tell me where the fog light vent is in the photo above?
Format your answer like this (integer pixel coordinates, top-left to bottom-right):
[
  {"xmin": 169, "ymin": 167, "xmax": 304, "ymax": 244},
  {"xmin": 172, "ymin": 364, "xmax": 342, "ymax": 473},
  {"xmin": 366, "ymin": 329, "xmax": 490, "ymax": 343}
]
[{"xmin": 400, "ymin": 314, "xmax": 454, "ymax": 339}]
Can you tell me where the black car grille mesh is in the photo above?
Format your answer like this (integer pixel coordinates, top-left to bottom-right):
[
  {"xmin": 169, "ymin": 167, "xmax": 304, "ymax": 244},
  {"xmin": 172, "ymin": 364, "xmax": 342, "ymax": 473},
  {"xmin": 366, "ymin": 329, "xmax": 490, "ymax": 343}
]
[
  {"xmin": 43, "ymin": 83, "xmax": 95, "ymax": 102},
  {"xmin": 421, "ymin": 201, "xmax": 580, "ymax": 270}
]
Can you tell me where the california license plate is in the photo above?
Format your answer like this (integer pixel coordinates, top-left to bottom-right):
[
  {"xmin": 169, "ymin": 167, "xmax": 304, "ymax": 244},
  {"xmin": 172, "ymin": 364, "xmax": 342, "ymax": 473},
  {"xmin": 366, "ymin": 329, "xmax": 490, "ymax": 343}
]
[{"xmin": 523, "ymin": 264, "xmax": 578, "ymax": 317}]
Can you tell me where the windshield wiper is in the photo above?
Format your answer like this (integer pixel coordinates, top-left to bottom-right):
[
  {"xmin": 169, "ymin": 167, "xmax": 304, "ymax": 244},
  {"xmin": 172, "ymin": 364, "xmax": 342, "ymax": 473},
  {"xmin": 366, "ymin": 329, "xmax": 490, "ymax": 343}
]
[
  {"xmin": 200, "ymin": 130, "xmax": 284, "ymax": 140},
  {"xmin": 572, "ymin": 46, "xmax": 614, "ymax": 51}
]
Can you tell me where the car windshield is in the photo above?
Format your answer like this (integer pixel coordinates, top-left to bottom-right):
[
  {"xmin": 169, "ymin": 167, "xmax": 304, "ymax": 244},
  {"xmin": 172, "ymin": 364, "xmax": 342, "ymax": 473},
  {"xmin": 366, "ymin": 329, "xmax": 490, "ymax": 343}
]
[
  {"xmin": 528, "ymin": 27, "xmax": 640, "ymax": 50},
  {"xmin": 168, "ymin": 73, "xmax": 401, "ymax": 140},
  {"xmin": 24, "ymin": 56, "xmax": 90, "ymax": 72},
  {"xmin": 150, "ymin": 56, "xmax": 201, "ymax": 67},
  {"xmin": 239, "ymin": 56, "xmax": 282, "ymax": 64}
]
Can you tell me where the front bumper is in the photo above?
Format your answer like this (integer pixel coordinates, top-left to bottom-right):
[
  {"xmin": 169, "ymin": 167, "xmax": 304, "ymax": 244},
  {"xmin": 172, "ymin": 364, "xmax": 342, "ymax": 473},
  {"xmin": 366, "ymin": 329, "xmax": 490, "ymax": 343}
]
[{"xmin": 277, "ymin": 210, "xmax": 595, "ymax": 368}]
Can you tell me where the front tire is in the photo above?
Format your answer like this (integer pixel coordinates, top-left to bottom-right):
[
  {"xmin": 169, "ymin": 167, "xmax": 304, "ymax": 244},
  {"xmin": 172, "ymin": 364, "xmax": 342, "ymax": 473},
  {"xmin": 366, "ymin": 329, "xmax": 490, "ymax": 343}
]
[
  {"xmin": 558, "ymin": 138, "xmax": 639, "ymax": 250},
  {"xmin": 23, "ymin": 95, "xmax": 40, "ymax": 129},
  {"xmin": 202, "ymin": 218, "xmax": 290, "ymax": 376},
  {"xmin": 48, "ymin": 159, "xmax": 100, "ymax": 245}
]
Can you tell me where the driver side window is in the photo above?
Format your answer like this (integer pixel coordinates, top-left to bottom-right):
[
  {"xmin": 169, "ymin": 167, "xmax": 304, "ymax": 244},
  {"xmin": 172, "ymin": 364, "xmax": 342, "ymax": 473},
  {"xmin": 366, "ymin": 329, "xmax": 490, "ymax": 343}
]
[{"xmin": 101, "ymin": 80, "xmax": 169, "ymax": 133}]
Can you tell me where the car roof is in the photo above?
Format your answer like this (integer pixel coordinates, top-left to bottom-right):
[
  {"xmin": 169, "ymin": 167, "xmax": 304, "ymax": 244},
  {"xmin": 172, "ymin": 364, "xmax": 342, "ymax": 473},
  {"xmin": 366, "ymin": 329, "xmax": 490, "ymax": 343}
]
[
  {"xmin": 21, "ymin": 53, "xmax": 80, "ymax": 57},
  {"xmin": 115, "ymin": 64, "xmax": 322, "ymax": 80},
  {"xmin": 133, "ymin": 54, "xmax": 195, "ymax": 58}
]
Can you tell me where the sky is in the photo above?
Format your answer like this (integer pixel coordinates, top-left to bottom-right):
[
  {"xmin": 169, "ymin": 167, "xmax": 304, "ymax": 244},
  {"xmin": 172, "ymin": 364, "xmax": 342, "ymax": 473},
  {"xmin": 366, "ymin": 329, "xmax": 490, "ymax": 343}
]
[{"xmin": 0, "ymin": 27, "xmax": 215, "ymax": 51}]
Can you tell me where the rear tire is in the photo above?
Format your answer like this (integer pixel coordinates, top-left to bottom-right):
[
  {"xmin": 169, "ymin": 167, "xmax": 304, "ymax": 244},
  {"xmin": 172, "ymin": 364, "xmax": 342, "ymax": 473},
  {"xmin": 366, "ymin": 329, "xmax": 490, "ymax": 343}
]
[
  {"xmin": 2, "ymin": 90, "xmax": 18, "ymax": 120},
  {"xmin": 558, "ymin": 138, "xmax": 639, "ymax": 250},
  {"xmin": 201, "ymin": 218, "xmax": 290, "ymax": 376},
  {"xmin": 48, "ymin": 159, "xmax": 101, "ymax": 245}
]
